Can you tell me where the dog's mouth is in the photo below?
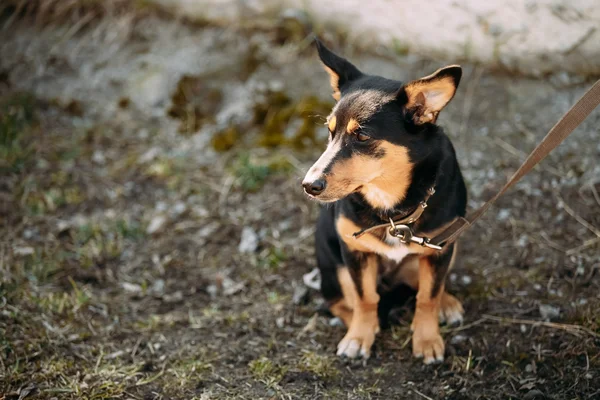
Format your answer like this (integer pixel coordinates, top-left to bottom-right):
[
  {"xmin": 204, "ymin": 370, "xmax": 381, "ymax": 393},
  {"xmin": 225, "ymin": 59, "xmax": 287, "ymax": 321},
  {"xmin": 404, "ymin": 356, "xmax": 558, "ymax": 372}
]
[{"xmin": 303, "ymin": 184, "xmax": 363, "ymax": 203}]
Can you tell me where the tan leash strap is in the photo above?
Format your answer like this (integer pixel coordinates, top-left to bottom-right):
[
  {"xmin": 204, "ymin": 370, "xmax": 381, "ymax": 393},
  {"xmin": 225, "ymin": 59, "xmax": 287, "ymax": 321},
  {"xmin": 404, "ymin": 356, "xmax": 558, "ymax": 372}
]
[{"xmin": 431, "ymin": 79, "xmax": 600, "ymax": 247}]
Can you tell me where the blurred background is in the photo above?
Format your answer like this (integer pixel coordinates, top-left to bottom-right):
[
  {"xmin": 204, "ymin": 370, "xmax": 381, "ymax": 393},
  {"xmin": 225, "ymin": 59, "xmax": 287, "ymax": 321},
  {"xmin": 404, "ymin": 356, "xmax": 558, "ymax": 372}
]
[{"xmin": 1, "ymin": 1, "xmax": 599, "ymax": 399}]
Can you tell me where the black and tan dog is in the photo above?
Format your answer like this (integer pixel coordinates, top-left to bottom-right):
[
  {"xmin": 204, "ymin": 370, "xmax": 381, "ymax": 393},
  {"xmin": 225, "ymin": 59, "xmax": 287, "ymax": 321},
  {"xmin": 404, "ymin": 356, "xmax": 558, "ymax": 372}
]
[{"xmin": 302, "ymin": 40, "xmax": 468, "ymax": 364}]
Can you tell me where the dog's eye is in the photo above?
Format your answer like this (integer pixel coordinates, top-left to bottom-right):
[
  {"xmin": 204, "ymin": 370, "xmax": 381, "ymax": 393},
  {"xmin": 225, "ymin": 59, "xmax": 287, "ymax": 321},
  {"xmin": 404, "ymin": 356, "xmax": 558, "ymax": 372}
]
[{"xmin": 356, "ymin": 132, "xmax": 370, "ymax": 142}]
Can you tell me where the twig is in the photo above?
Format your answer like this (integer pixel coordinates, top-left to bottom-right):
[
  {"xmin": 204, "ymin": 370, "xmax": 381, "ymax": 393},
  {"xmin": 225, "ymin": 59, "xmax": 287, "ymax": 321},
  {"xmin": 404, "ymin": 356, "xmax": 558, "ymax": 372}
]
[
  {"xmin": 555, "ymin": 192, "xmax": 600, "ymax": 237},
  {"xmin": 492, "ymin": 137, "xmax": 564, "ymax": 178},
  {"xmin": 443, "ymin": 318, "xmax": 486, "ymax": 333},
  {"xmin": 566, "ymin": 236, "xmax": 600, "ymax": 256},
  {"xmin": 538, "ymin": 231, "xmax": 567, "ymax": 253},
  {"xmin": 482, "ymin": 315, "xmax": 599, "ymax": 338},
  {"xmin": 591, "ymin": 184, "xmax": 600, "ymax": 208}
]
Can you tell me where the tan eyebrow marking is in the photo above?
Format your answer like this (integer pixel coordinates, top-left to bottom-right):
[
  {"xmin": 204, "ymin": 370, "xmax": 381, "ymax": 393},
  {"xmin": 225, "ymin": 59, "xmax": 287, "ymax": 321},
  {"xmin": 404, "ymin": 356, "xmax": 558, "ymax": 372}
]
[
  {"xmin": 328, "ymin": 115, "xmax": 337, "ymax": 132},
  {"xmin": 347, "ymin": 118, "xmax": 360, "ymax": 133}
]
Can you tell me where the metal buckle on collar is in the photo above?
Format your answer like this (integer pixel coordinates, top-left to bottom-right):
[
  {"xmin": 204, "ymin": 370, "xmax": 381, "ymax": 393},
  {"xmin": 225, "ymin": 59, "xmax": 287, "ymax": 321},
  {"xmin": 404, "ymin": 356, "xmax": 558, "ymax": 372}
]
[{"xmin": 388, "ymin": 218, "xmax": 442, "ymax": 251}]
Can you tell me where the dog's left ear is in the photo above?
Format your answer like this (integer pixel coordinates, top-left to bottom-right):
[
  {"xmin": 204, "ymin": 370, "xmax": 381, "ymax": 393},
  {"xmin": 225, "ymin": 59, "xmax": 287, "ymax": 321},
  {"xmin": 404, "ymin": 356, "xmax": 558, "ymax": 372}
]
[
  {"xmin": 315, "ymin": 38, "xmax": 363, "ymax": 101},
  {"xmin": 400, "ymin": 65, "xmax": 462, "ymax": 124}
]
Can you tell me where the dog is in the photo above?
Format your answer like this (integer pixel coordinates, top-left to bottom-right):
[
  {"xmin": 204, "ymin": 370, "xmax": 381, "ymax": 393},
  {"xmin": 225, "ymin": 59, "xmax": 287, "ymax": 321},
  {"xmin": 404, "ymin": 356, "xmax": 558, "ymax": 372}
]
[{"xmin": 302, "ymin": 39, "xmax": 467, "ymax": 364}]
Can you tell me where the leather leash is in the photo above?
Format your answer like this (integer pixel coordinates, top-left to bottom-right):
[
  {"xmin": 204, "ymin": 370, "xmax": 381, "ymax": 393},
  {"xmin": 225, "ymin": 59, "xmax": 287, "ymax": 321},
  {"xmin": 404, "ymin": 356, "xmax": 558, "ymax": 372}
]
[{"xmin": 431, "ymin": 79, "xmax": 600, "ymax": 248}]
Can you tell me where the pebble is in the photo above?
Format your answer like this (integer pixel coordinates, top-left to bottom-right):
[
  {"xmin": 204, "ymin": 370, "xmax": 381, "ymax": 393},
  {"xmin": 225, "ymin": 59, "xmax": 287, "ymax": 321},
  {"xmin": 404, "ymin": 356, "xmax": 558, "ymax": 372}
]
[
  {"xmin": 539, "ymin": 304, "xmax": 560, "ymax": 321},
  {"xmin": 122, "ymin": 282, "xmax": 142, "ymax": 293},
  {"xmin": 523, "ymin": 389, "xmax": 546, "ymax": 399},
  {"xmin": 292, "ymin": 285, "xmax": 309, "ymax": 305},
  {"xmin": 92, "ymin": 150, "xmax": 106, "ymax": 164},
  {"xmin": 152, "ymin": 279, "xmax": 165, "ymax": 295},
  {"xmin": 450, "ymin": 334, "xmax": 467, "ymax": 344},
  {"xmin": 147, "ymin": 215, "xmax": 167, "ymax": 234},
  {"xmin": 238, "ymin": 226, "xmax": 259, "ymax": 253},
  {"xmin": 497, "ymin": 209, "xmax": 511, "ymax": 221},
  {"xmin": 13, "ymin": 246, "xmax": 34, "ymax": 256},
  {"xmin": 461, "ymin": 275, "xmax": 472, "ymax": 285},
  {"xmin": 172, "ymin": 201, "xmax": 187, "ymax": 216}
]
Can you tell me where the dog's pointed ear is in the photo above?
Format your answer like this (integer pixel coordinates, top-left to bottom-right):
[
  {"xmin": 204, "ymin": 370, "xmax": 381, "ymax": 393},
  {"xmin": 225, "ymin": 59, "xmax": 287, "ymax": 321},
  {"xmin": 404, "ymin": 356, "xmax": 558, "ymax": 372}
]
[
  {"xmin": 400, "ymin": 65, "xmax": 462, "ymax": 125},
  {"xmin": 315, "ymin": 38, "xmax": 363, "ymax": 101}
]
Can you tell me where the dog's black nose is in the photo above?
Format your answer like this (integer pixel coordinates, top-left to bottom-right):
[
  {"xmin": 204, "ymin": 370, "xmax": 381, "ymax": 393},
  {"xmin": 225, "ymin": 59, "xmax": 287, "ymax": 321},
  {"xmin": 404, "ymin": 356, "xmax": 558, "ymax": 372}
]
[{"xmin": 303, "ymin": 179, "xmax": 326, "ymax": 196}]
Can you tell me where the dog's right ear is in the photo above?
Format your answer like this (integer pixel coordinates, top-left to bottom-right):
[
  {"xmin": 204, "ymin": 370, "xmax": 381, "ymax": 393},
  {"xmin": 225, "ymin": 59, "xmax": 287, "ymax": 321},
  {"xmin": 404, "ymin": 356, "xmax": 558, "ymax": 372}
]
[{"xmin": 315, "ymin": 38, "xmax": 362, "ymax": 101}]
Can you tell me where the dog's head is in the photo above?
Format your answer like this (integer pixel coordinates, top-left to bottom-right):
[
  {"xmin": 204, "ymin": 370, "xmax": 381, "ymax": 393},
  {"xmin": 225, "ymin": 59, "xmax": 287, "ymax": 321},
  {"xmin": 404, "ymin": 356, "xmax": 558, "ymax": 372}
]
[{"xmin": 302, "ymin": 39, "xmax": 462, "ymax": 210}]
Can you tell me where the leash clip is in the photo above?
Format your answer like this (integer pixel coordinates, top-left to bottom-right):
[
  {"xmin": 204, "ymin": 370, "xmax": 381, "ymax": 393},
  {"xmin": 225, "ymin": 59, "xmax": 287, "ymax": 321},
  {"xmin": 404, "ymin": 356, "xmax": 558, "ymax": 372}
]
[{"xmin": 388, "ymin": 218, "xmax": 442, "ymax": 251}]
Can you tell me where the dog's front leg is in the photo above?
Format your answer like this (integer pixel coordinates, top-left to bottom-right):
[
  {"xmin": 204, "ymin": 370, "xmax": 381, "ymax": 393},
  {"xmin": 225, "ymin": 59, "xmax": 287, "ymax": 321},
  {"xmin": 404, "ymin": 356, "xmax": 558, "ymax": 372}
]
[
  {"xmin": 335, "ymin": 253, "xmax": 380, "ymax": 359},
  {"xmin": 411, "ymin": 248, "xmax": 453, "ymax": 364}
]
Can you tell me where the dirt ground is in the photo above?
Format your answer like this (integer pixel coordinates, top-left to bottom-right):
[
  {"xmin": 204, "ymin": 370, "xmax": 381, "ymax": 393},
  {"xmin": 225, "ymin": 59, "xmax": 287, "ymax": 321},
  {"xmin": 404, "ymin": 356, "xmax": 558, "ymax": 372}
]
[{"xmin": 1, "ymin": 4, "xmax": 600, "ymax": 400}]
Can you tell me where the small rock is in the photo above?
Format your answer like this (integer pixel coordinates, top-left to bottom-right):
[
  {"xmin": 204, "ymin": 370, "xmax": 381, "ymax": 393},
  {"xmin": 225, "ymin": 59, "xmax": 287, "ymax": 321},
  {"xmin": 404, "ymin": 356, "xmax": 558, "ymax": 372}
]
[
  {"xmin": 238, "ymin": 226, "xmax": 259, "ymax": 253},
  {"xmin": 13, "ymin": 246, "xmax": 34, "ymax": 256},
  {"xmin": 533, "ymin": 283, "xmax": 542, "ymax": 291},
  {"xmin": 139, "ymin": 147, "xmax": 159, "ymax": 163},
  {"xmin": 523, "ymin": 389, "xmax": 546, "ymax": 400},
  {"xmin": 539, "ymin": 304, "xmax": 560, "ymax": 321},
  {"xmin": 22, "ymin": 228, "xmax": 38, "ymax": 240},
  {"xmin": 155, "ymin": 202, "xmax": 168, "ymax": 212},
  {"xmin": 450, "ymin": 334, "xmax": 467, "ymax": 344},
  {"xmin": 147, "ymin": 215, "xmax": 167, "ymax": 234},
  {"xmin": 172, "ymin": 201, "xmax": 187, "ymax": 216},
  {"xmin": 198, "ymin": 222, "xmax": 219, "ymax": 238},
  {"xmin": 192, "ymin": 206, "xmax": 209, "ymax": 218},
  {"xmin": 121, "ymin": 282, "xmax": 142, "ymax": 293},
  {"xmin": 497, "ymin": 209, "xmax": 510, "ymax": 221},
  {"xmin": 163, "ymin": 291, "xmax": 183, "ymax": 303},
  {"xmin": 303, "ymin": 268, "xmax": 321, "ymax": 291},
  {"xmin": 276, "ymin": 317, "xmax": 285, "ymax": 328},
  {"xmin": 461, "ymin": 275, "xmax": 472, "ymax": 285},
  {"xmin": 222, "ymin": 277, "xmax": 246, "ymax": 296},
  {"xmin": 206, "ymin": 284, "xmax": 218, "ymax": 298},
  {"xmin": 525, "ymin": 364, "xmax": 532, "ymax": 373},
  {"xmin": 92, "ymin": 150, "xmax": 106, "ymax": 165},
  {"xmin": 292, "ymin": 285, "xmax": 309, "ymax": 305},
  {"xmin": 106, "ymin": 350, "xmax": 125, "ymax": 359},
  {"xmin": 56, "ymin": 220, "xmax": 71, "ymax": 233},
  {"xmin": 151, "ymin": 279, "xmax": 165, "ymax": 295}
]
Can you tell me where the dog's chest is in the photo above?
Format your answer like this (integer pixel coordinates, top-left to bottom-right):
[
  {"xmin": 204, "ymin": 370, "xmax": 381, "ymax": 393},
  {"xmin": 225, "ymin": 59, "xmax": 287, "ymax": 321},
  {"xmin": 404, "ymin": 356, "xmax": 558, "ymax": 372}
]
[{"xmin": 379, "ymin": 231, "xmax": 414, "ymax": 263}]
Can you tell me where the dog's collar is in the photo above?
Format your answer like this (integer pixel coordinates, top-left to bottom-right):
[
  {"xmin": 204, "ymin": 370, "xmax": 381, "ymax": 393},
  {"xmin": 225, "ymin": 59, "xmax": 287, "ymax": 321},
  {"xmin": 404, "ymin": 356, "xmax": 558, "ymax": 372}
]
[{"xmin": 352, "ymin": 187, "xmax": 441, "ymax": 250}]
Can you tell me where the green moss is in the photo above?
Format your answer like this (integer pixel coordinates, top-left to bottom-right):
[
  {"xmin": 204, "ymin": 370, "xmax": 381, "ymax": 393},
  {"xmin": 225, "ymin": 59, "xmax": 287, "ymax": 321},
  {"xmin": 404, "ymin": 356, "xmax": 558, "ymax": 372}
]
[
  {"xmin": 248, "ymin": 356, "xmax": 287, "ymax": 386},
  {"xmin": 299, "ymin": 351, "xmax": 338, "ymax": 379},
  {"xmin": 168, "ymin": 76, "xmax": 223, "ymax": 135},
  {"xmin": 255, "ymin": 92, "xmax": 332, "ymax": 149},
  {"xmin": 392, "ymin": 38, "xmax": 410, "ymax": 56},
  {"xmin": 0, "ymin": 92, "xmax": 37, "ymax": 173},
  {"xmin": 230, "ymin": 153, "xmax": 294, "ymax": 192},
  {"xmin": 211, "ymin": 126, "xmax": 239, "ymax": 152}
]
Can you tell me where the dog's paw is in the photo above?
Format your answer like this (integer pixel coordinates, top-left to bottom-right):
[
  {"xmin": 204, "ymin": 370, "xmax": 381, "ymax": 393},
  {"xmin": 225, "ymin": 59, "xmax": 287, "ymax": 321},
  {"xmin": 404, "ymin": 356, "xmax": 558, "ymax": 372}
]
[
  {"xmin": 336, "ymin": 331, "xmax": 376, "ymax": 359},
  {"xmin": 336, "ymin": 317, "xmax": 379, "ymax": 359},
  {"xmin": 439, "ymin": 292, "xmax": 464, "ymax": 326},
  {"xmin": 412, "ymin": 328, "xmax": 445, "ymax": 364}
]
